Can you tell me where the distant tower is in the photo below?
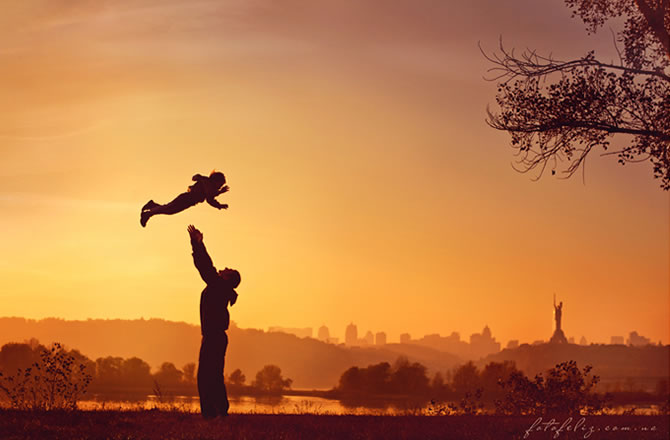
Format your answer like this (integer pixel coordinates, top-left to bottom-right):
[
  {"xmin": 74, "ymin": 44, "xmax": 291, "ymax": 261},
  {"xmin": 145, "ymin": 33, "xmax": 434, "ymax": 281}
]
[
  {"xmin": 318, "ymin": 325, "xmax": 330, "ymax": 342},
  {"xmin": 375, "ymin": 332, "xmax": 387, "ymax": 346},
  {"xmin": 400, "ymin": 333, "xmax": 411, "ymax": 344},
  {"xmin": 482, "ymin": 325, "xmax": 492, "ymax": 339},
  {"xmin": 364, "ymin": 331, "xmax": 374, "ymax": 345},
  {"xmin": 610, "ymin": 336, "xmax": 624, "ymax": 345},
  {"xmin": 549, "ymin": 294, "xmax": 568, "ymax": 344},
  {"xmin": 345, "ymin": 323, "xmax": 358, "ymax": 346}
]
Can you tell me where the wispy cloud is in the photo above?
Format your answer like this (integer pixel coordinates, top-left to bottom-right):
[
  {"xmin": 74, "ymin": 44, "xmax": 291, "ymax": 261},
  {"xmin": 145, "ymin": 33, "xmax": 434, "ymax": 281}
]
[
  {"xmin": 0, "ymin": 119, "xmax": 113, "ymax": 142},
  {"xmin": 0, "ymin": 192, "xmax": 136, "ymax": 212}
]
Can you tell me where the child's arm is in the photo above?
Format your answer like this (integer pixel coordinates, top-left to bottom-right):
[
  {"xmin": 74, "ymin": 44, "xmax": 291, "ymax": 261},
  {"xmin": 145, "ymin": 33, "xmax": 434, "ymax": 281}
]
[
  {"xmin": 206, "ymin": 197, "xmax": 228, "ymax": 210},
  {"xmin": 187, "ymin": 225, "xmax": 218, "ymax": 284},
  {"xmin": 205, "ymin": 185, "xmax": 229, "ymax": 209},
  {"xmin": 192, "ymin": 174, "xmax": 207, "ymax": 182}
]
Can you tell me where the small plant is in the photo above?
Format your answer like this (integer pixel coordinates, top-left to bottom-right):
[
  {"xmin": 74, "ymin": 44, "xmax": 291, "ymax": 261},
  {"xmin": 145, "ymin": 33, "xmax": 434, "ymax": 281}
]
[
  {"xmin": 426, "ymin": 388, "xmax": 485, "ymax": 416},
  {"xmin": 457, "ymin": 388, "xmax": 485, "ymax": 415},
  {"xmin": 0, "ymin": 342, "xmax": 92, "ymax": 410},
  {"xmin": 293, "ymin": 399, "xmax": 323, "ymax": 414}
]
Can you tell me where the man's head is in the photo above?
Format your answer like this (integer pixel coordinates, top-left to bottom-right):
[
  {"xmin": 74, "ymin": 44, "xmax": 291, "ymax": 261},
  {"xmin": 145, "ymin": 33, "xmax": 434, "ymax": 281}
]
[{"xmin": 219, "ymin": 267, "xmax": 241, "ymax": 288}]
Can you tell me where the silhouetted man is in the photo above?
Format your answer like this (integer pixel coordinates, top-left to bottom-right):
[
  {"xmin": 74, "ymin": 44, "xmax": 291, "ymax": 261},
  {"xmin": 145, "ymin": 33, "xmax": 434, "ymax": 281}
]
[{"xmin": 187, "ymin": 225, "xmax": 240, "ymax": 419}]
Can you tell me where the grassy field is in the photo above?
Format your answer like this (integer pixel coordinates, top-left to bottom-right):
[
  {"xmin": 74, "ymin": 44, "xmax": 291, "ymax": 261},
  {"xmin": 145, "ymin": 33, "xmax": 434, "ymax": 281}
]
[{"xmin": 0, "ymin": 410, "xmax": 668, "ymax": 440}]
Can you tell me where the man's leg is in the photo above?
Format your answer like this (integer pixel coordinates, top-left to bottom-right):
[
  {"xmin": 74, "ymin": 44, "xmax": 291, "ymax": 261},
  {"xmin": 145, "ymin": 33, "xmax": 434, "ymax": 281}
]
[
  {"xmin": 197, "ymin": 337, "xmax": 217, "ymax": 419},
  {"xmin": 217, "ymin": 332, "xmax": 230, "ymax": 417}
]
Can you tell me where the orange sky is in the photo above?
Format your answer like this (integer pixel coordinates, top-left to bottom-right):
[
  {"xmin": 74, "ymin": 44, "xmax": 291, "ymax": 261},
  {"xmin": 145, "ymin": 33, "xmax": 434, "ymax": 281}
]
[{"xmin": 1, "ymin": 0, "xmax": 668, "ymax": 346}]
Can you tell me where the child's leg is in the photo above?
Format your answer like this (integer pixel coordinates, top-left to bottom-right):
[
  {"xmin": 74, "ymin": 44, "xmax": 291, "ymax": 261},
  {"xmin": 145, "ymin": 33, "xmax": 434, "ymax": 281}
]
[{"xmin": 151, "ymin": 192, "xmax": 201, "ymax": 216}]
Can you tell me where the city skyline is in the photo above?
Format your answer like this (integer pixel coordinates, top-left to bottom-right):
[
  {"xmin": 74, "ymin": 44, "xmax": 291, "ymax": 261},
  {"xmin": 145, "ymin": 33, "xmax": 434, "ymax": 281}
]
[{"xmin": 265, "ymin": 319, "xmax": 660, "ymax": 349}]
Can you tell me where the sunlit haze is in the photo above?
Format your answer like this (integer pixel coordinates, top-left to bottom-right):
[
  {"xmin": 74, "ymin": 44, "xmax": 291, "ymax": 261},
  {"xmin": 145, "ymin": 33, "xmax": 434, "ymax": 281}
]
[{"xmin": 1, "ymin": 0, "xmax": 668, "ymax": 347}]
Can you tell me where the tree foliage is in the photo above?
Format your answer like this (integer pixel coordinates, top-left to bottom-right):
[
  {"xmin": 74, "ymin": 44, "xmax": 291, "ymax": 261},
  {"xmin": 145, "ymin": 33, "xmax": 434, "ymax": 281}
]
[
  {"xmin": 252, "ymin": 365, "xmax": 292, "ymax": 393},
  {"xmin": 337, "ymin": 358, "xmax": 431, "ymax": 397},
  {"xmin": 495, "ymin": 361, "xmax": 610, "ymax": 415},
  {"xmin": 227, "ymin": 368, "xmax": 246, "ymax": 387},
  {"xmin": 485, "ymin": 0, "xmax": 670, "ymax": 189}
]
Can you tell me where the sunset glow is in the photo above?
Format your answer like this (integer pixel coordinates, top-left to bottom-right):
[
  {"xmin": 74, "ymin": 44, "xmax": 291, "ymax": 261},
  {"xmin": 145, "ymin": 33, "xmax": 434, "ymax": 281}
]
[{"xmin": 1, "ymin": 0, "xmax": 668, "ymax": 348}]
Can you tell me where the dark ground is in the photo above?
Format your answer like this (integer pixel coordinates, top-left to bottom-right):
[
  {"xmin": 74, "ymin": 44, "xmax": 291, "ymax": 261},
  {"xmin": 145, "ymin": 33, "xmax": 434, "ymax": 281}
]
[{"xmin": 0, "ymin": 410, "xmax": 667, "ymax": 440}]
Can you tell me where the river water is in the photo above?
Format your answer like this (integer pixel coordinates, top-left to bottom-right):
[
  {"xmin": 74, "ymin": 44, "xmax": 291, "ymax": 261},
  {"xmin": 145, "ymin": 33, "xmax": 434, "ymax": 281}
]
[
  {"xmin": 79, "ymin": 395, "xmax": 400, "ymax": 414},
  {"xmin": 78, "ymin": 395, "xmax": 661, "ymax": 415}
]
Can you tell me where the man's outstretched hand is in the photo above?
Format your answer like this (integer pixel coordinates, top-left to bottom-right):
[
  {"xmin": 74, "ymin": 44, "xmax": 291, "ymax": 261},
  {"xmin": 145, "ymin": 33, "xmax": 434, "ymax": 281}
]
[{"xmin": 187, "ymin": 225, "xmax": 203, "ymax": 243}]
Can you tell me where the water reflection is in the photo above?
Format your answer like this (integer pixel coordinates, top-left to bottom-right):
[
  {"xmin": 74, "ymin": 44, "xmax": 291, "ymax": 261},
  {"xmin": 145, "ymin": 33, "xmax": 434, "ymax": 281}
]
[
  {"xmin": 77, "ymin": 395, "xmax": 662, "ymax": 415},
  {"xmin": 79, "ymin": 394, "xmax": 394, "ymax": 415}
]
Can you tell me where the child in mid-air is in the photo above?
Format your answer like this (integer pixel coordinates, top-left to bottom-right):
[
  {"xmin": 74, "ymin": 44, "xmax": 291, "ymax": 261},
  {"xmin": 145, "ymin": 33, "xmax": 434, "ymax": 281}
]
[{"xmin": 141, "ymin": 171, "xmax": 229, "ymax": 227}]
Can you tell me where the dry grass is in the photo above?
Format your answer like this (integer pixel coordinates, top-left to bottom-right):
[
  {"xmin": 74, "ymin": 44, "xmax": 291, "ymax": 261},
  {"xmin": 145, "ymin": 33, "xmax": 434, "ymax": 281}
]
[{"xmin": 0, "ymin": 409, "xmax": 667, "ymax": 440}]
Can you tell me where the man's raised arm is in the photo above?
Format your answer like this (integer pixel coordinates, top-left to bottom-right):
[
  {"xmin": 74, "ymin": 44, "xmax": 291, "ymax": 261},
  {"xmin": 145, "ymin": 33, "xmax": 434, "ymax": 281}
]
[{"xmin": 187, "ymin": 225, "xmax": 218, "ymax": 284}]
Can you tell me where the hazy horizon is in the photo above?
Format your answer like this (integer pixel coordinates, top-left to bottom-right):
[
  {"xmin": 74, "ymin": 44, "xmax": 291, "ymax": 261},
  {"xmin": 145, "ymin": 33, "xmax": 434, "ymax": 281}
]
[
  {"xmin": 0, "ymin": 315, "xmax": 662, "ymax": 348},
  {"xmin": 1, "ymin": 316, "xmax": 666, "ymax": 392},
  {"xmin": 1, "ymin": 1, "xmax": 668, "ymax": 346}
]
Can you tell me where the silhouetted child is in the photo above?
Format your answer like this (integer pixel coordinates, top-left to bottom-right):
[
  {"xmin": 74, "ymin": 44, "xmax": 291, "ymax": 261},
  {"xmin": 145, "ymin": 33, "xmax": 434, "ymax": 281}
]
[{"xmin": 141, "ymin": 171, "xmax": 229, "ymax": 227}]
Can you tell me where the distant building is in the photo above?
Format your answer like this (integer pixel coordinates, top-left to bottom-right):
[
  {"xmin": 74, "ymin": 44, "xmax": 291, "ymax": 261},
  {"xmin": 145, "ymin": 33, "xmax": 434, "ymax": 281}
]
[
  {"xmin": 363, "ymin": 331, "xmax": 374, "ymax": 345},
  {"xmin": 375, "ymin": 332, "xmax": 387, "ymax": 346},
  {"xmin": 345, "ymin": 323, "xmax": 358, "ymax": 346},
  {"xmin": 318, "ymin": 325, "xmax": 330, "ymax": 342},
  {"xmin": 400, "ymin": 333, "xmax": 412, "ymax": 344},
  {"xmin": 506, "ymin": 340, "xmax": 519, "ymax": 350},
  {"xmin": 579, "ymin": 336, "xmax": 588, "ymax": 346},
  {"xmin": 414, "ymin": 332, "xmax": 470, "ymax": 358},
  {"xmin": 268, "ymin": 327, "xmax": 313, "ymax": 339},
  {"xmin": 328, "ymin": 337, "xmax": 340, "ymax": 344},
  {"xmin": 568, "ymin": 337, "xmax": 575, "ymax": 344},
  {"xmin": 532, "ymin": 340, "xmax": 544, "ymax": 345},
  {"xmin": 610, "ymin": 336, "xmax": 625, "ymax": 345},
  {"xmin": 627, "ymin": 331, "xmax": 651, "ymax": 347},
  {"xmin": 469, "ymin": 325, "xmax": 501, "ymax": 359}
]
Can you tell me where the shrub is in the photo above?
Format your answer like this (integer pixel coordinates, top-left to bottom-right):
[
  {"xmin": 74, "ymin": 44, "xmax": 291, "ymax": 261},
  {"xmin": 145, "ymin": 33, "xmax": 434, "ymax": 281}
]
[
  {"xmin": 495, "ymin": 360, "xmax": 610, "ymax": 415},
  {"xmin": 0, "ymin": 342, "xmax": 92, "ymax": 410}
]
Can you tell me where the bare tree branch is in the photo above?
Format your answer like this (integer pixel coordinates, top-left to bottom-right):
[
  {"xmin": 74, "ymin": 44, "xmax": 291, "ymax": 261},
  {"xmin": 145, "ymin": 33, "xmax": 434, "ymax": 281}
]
[{"xmin": 483, "ymin": 1, "xmax": 670, "ymax": 190}]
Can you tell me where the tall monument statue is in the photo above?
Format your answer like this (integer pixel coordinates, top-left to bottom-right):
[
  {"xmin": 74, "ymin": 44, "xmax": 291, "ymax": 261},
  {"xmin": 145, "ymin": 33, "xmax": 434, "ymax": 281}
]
[
  {"xmin": 549, "ymin": 294, "xmax": 568, "ymax": 344},
  {"xmin": 554, "ymin": 294, "xmax": 563, "ymax": 331}
]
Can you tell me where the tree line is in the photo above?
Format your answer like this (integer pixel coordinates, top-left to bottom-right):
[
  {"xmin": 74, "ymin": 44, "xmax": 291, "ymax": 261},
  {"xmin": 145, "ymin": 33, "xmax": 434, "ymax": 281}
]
[
  {"xmin": 334, "ymin": 356, "xmax": 669, "ymax": 414},
  {"xmin": 334, "ymin": 357, "xmax": 521, "ymax": 401},
  {"xmin": 0, "ymin": 341, "xmax": 292, "ymax": 398},
  {"xmin": 2, "ymin": 340, "xmax": 667, "ymax": 414}
]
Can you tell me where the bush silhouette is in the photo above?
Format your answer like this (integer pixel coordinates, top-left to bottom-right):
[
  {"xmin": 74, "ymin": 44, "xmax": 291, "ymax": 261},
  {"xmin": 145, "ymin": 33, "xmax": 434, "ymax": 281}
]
[
  {"xmin": 0, "ymin": 342, "xmax": 92, "ymax": 410},
  {"xmin": 495, "ymin": 360, "xmax": 610, "ymax": 415}
]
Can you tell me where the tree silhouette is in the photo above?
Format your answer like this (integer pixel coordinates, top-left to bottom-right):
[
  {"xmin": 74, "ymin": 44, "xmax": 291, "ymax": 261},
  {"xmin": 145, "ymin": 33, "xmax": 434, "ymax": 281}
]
[
  {"xmin": 336, "ymin": 358, "xmax": 432, "ymax": 397},
  {"xmin": 152, "ymin": 362, "xmax": 183, "ymax": 388},
  {"xmin": 227, "ymin": 368, "xmax": 246, "ymax": 387},
  {"xmin": 252, "ymin": 365, "xmax": 292, "ymax": 393},
  {"xmin": 495, "ymin": 360, "xmax": 610, "ymax": 415},
  {"xmin": 430, "ymin": 372, "xmax": 450, "ymax": 398},
  {"xmin": 95, "ymin": 357, "xmax": 124, "ymax": 387},
  {"xmin": 390, "ymin": 357, "xmax": 430, "ymax": 396},
  {"xmin": 182, "ymin": 363, "xmax": 196, "ymax": 385},
  {"xmin": 451, "ymin": 361, "xmax": 481, "ymax": 396},
  {"xmin": 121, "ymin": 357, "xmax": 153, "ymax": 388},
  {"xmin": 485, "ymin": 0, "xmax": 669, "ymax": 189},
  {"xmin": 480, "ymin": 361, "xmax": 518, "ymax": 397},
  {"xmin": 0, "ymin": 343, "xmax": 41, "ymax": 375}
]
